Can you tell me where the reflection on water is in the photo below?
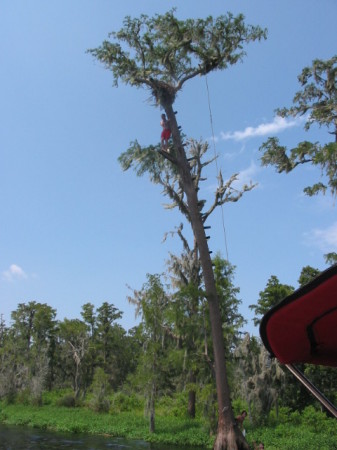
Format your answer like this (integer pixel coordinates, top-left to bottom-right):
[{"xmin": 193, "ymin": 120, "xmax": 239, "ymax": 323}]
[
  {"xmin": 0, "ymin": 424, "xmax": 147, "ymax": 449},
  {"xmin": 0, "ymin": 423, "xmax": 201, "ymax": 450}
]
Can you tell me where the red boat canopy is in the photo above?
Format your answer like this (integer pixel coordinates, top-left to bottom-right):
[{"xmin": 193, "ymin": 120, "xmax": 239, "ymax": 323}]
[{"xmin": 260, "ymin": 264, "xmax": 337, "ymax": 367}]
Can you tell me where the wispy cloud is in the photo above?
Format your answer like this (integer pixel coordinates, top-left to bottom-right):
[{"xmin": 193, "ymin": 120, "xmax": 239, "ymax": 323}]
[
  {"xmin": 231, "ymin": 161, "xmax": 260, "ymax": 190},
  {"xmin": 303, "ymin": 221, "xmax": 337, "ymax": 252},
  {"xmin": 2, "ymin": 264, "xmax": 28, "ymax": 282},
  {"xmin": 205, "ymin": 161, "xmax": 259, "ymax": 194},
  {"xmin": 220, "ymin": 116, "xmax": 300, "ymax": 142}
]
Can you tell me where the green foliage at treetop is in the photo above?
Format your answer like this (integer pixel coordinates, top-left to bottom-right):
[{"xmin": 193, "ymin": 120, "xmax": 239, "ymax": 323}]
[
  {"xmin": 88, "ymin": 9, "xmax": 267, "ymax": 100},
  {"xmin": 260, "ymin": 55, "xmax": 337, "ymax": 197}
]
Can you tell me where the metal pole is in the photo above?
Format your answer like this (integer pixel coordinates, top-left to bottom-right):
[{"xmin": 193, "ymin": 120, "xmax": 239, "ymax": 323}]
[{"xmin": 286, "ymin": 364, "xmax": 337, "ymax": 419}]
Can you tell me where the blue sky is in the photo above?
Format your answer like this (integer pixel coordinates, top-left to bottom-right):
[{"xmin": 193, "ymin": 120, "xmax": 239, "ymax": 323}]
[{"xmin": 1, "ymin": 0, "xmax": 336, "ymax": 335}]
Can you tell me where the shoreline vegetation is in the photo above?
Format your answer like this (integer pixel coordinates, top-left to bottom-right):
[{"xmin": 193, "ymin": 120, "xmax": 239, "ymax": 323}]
[
  {"xmin": 1, "ymin": 399, "xmax": 337, "ymax": 450},
  {"xmin": 2, "ymin": 284, "xmax": 337, "ymax": 449},
  {"xmin": 0, "ymin": 403, "xmax": 212, "ymax": 449}
]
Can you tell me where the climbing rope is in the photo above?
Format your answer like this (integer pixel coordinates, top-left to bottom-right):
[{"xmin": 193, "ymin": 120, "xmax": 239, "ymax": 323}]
[{"xmin": 205, "ymin": 75, "xmax": 230, "ymax": 263}]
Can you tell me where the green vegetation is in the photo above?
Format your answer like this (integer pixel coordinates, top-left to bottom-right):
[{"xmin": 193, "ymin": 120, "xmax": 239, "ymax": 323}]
[
  {"xmin": 0, "ymin": 399, "xmax": 212, "ymax": 448},
  {"xmin": 1, "ymin": 264, "xmax": 336, "ymax": 449},
  {"xmin": 246, "ymin": 406, "xmax": 337, "ymax": 450},
  {"xmin": 1, "ymin": 263, "xmax": 336, "ymax": 450},
  {"xmin": 260, "ymin": 55, "xmax": 337, "ymax": 197},
  {"xmin": 1, "ymin": 400, "xmax": 337, "ymax": 449}
]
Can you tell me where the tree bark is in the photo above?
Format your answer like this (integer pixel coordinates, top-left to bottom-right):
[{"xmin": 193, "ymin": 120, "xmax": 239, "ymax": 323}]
[{"xmin": 162, "ymin": 102, "xmax": 249, "ymax": 449}]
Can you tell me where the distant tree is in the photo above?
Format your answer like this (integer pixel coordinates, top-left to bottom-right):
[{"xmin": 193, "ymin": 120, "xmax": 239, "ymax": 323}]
[
  {"xmin": 81, "ymin": 302, "xmax": 96, "ymax": 337},
  {"xmin": 249, "ymin": 276, "xmax": 294, "ymax": 327},
  {"xmin": 324, "ymin": 252, "xmax": 337, "ymax": 265},
  {"xmin": 10, "ymin": 302, "xmax": 57, "ymax": 397},
  {"xmin": 89, "ymin": 10, "xmax": 266, "ymax": 449},
  {"xmin": 58, "ymin": 318, "xmax": 90, "ymax": 399},
  {"xmin": 79, "ymin": 302, "xmax": 97, "ymax": 386},
  {"xmin": 80, "ymin": 302, "xmax": 128, "ymax": 389},
  {"xmin": 96, "ymin": 303, "xmax": 122, "ymax": 363},
  {"xmin": 11, "ymin": 301, "xmax": 40, "ymax": 353},
  {"xmin": 233, "ymin": 334, "xmax": 258, "ymax": 416},
  {"xmin": 0, "ymin": 326, "xmax": 18, "ymax": 401},
  {"xmin": 260, "ymin": 56, "xmax": 337, "ymax": 197},
  {"xmin": 213, "ymin": 255, "xmax": 246, "ymax": 350},
  {"xmin": 298, "ymin": 265, "xmax": 320, "ymax": 287},
  {"xmin": 0, "ymin": 314, "xmax": 6, "ymax": 348},
  {"xmin": 233, "ymin": 334, "xmax": 284, "ymax": 424},
  {"xmin": 165, "ymin": 230, "xmax": 203, "ymax": 419},
  {"xmin": 128, "ymin": 274, "xmax": 172, "ymax": 433},
  {"xmin": 89, "ymin": 367, "xmax": 111, "ymax": 413}
]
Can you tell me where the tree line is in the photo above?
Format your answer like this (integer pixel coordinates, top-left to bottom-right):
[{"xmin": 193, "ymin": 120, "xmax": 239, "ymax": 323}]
[{"xmin": 1, "ymin": 259, "xmax": 336, "ymax": 431}]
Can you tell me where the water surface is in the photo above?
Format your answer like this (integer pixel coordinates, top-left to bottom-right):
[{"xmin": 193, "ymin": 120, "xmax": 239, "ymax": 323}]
[{"xmin": 0, "ymin": 423, "xmax": 201, "ymax": 450}]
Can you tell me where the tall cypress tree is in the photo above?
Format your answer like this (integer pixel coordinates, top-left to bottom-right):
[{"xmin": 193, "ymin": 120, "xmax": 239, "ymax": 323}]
[{"xmin": 88, "ymin": 11, "xmax": 266, "ymax": 449}]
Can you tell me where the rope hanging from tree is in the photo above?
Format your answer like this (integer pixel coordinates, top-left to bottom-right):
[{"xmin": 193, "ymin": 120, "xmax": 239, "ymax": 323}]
[{"xmin": 205, "ymin": 75, "xmax": 230, "ymax": 263}]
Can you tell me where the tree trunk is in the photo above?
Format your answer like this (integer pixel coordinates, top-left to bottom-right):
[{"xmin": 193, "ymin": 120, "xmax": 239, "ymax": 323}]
[
  {"xmin": 149, "ymin": 380, "xmax": 155, "ymax": 433},
  {"xmin": 187, "ymin": 370, "xmax": 196, "ymax": 418},
  {"xmin": 163, "ymin": 102, "xmax": 249, "ymax": 449}
]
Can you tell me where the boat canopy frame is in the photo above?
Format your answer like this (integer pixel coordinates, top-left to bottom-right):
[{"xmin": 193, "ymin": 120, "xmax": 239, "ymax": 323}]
[{"xmin": 260, "ymin": 264, "xmax": 337, "ymax": 418}]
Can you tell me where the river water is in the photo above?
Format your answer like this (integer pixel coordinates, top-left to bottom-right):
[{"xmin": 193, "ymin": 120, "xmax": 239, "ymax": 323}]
[{"xmin": 0, "ymin": 423, "xmax": 201, "ymax": 450}]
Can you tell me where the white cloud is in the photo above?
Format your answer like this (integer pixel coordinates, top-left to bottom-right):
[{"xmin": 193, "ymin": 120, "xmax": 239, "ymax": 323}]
[
  {"xmin": 304, "ymin": 222, "xmax": 337, "ymax": 252},
  {"xmin": 206, "ymin": 161, "xmax": 259, "ymax": 194},
  {"xmin": 238, "ymin": 161, "xmax": 260, "ymax": 185},
  {"xmin": 2, "ymin": 264, "xmax": 28, "ymax": 282},
  {"xmin": 231, "ymin": 161, "xmax": 260, "ymax": 191},
  {"xmin": 220, "ymin": 116, "xmax": 300, "ymax": 142}
]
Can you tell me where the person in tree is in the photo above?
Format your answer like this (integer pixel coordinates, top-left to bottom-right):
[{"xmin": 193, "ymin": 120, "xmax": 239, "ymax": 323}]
[{"xmin": 160, "ymin": 113, "xmax": 171, "ymax": 151}]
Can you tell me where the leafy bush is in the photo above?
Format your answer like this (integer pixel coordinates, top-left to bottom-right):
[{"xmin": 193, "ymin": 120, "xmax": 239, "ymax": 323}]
[
  {"xmin": 2, "ymin": 391, "xmax": 16, "ymax": 406},
  {"xmin": 288, "ymin": 409, "xmax": 301, "ymax": 426},
  {"xmin": 88, "ymin": 368, "xmax": 111, "ymax": 413},
  {"xmin": 42, "ymin": 388, "xmax": 72, "ymax": 405},
  {"xmin": 301, "ymin": 405, "xmax": 329, "ymax": 432},
  {"xmin": 110, "ymin": 392, "xmax": 143, "ymax": 413},
  {"xmin": 197, "ymin": 383, "xmax": 217, "ymax": 432},
  {"xmin": 157, "ymin": 392, "xmax": 189, "ymax": 418},
  {"xmin": 89, "ymin": 397, "xmax": 110, "ymax": 413},
  {"xmin": 56, "ymin": 394, "xmax": 76, "ymax": 408},
  {"xmin": 246, "ymin": 407, "xmax": 337, "ymax": 450},
  {"xmin": 16, "ymin": 388, "xmax": 31, "ymax": 406},
  {"xmin": 267, "ymin": 406, "xmax": 295, "ymax": 426}
]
